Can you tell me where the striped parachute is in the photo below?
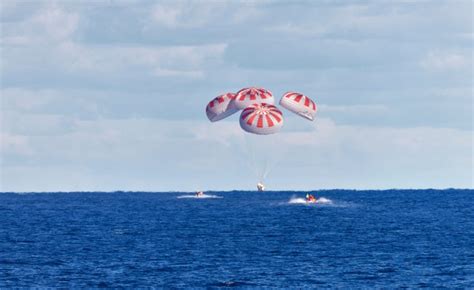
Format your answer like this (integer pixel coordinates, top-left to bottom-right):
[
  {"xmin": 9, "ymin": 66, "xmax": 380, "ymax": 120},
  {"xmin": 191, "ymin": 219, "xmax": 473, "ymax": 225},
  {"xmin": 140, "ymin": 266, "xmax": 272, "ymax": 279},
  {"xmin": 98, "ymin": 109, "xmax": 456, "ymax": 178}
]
[
  {"xmin": 205, "ymin": 87, "xmax": 317, "ymax": 189},
  {"xmin": 279, "ymin": 91, "xmax": 317, "ymax": 121},
  {"xmin": 205, "ymin": 93, "xmax": 238, "ymax": 122},
  {"xmin": 239, "ymin": 103, "xmax": 284, "ymax": 135},
  {"xmin": 234, "ymin": 87, "xmax": 275, "ymax": 110}
]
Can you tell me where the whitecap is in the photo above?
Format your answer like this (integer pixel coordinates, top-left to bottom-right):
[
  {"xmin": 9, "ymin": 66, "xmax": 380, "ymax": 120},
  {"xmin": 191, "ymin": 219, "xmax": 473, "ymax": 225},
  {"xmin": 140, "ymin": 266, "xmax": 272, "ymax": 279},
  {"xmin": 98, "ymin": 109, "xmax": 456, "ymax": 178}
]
[
  {"xmin": 177, "ymin": 194, "xmax": 222, "ymax": 199},
  {"xmin": 287, "ymin": 196, "xmax": 334, "ymax": 206}
]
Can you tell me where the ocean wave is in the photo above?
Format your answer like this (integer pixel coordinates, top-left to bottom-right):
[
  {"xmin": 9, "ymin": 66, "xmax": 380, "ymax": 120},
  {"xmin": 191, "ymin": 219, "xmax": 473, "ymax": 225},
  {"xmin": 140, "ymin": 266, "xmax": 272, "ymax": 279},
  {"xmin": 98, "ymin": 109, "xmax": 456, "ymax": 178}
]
[
  {"xmin": 177, "ymin": 194, "xmax": 222, "ymax": 199},
  {"xmin": 288, "ymin": 196, "xmax": 333, "ymax": 205}
]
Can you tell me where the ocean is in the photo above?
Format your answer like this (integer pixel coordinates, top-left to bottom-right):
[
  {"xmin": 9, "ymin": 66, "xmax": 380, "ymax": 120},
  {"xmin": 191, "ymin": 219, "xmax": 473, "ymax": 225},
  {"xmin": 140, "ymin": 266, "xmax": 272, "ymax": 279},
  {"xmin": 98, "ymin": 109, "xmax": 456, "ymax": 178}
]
[{"xmin": 1, "ymin": 189, "xmax": 473, "ymax": 287}]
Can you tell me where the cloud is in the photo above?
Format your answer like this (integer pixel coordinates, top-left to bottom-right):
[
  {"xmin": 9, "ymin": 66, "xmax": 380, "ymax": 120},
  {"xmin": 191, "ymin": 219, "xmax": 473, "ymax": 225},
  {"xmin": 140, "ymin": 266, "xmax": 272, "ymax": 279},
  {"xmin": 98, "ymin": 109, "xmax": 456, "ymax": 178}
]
[
  {"xmin": 55, "ymin": 42, "xmax": 227, "ymax": 74},
  {"xmin": 0, "ymin": 133, "xmax": 33, "ymax": 156},
  {"xmin": 1, "ymin": 117, "xmax": 472, "ymax": 191},
  {"xmin": 318, "ymin": 104, "xmax": 388, "ymax": 114},
  {"xmin": 153, "ymin": 68, "xmax": 205, "ymax": 79},
  {"xmin": 150, "ymin": 1, "xmax": 266, "ymax": 29},
  {"xmin": 1, "ymin": 2, "xmax": 228, "ymax": 89},
  {"xmin": 2, "ymin": 111, "xmax": 77, "ymax": 136},
  {"xmin": 274, "ymin": 118, "xmax": 473, "ymax": 189},
  {"xmin": 1, "ymin": 2, "xmax": 79, "ymax": 44},
  {"xmin": 151, "ymin": 2, "xmax": 214, "ymax": 28},
  {"xmin": 4, "ymin": 38, "xmax": 226, "ymax": 74},
  {"xmin": 0, "ymin": 1, "xmax": 472, "ymax": 191},
  {"xmin": 150, "ymin": 1, "xmax": 224, "ymax": 29},
  {"xmin": 420, "ymin": 51, "xmax": 470, "ymax": 71},
  {"xmin": 263, "ymin": 22, "xmax": 326, "ymax": 38}
]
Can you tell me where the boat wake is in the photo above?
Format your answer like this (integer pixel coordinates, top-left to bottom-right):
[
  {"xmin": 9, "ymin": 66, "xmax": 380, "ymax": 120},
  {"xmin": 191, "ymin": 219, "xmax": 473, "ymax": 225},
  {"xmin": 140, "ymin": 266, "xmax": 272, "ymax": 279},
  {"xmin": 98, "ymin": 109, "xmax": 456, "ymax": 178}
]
[
  {"xmin": 177, "ymin": 194, "xmax": 222, "ymax": 199},
  {"xmin": 288, "ymin": 196, "xmax": 333, "ymax": 205}
]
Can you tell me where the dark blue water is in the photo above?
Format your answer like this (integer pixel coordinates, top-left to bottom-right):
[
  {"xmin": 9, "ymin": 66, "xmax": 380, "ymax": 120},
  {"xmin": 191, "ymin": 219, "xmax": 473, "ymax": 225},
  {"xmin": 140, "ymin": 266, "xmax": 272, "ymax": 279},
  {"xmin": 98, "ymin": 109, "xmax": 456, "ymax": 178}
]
[{"xmin": 1, "ymin": 190, "xmax": 473, "ymax": 287}]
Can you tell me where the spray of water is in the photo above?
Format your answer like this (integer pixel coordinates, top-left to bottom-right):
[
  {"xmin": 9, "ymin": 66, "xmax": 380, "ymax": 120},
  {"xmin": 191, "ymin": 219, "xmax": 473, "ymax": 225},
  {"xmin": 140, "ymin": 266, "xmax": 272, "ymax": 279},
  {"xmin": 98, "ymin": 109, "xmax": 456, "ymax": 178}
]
[
  {"xmin": 177, "ymin": 194, "xmax": 222, "ymax": 199},
  {"xmin": 287, "ymin": 195, "xmax": 333, "ymax": 205}
]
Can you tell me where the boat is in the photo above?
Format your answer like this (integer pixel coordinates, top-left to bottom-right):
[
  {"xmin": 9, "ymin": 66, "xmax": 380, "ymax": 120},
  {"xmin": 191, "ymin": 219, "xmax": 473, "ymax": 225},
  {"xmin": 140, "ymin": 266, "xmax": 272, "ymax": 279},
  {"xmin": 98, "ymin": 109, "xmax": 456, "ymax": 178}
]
[
  {"xmin": 195, "ymin": 191, "xmax": 204, "ymax": 197},
  {"xmin": 305, "ymin": 194, "xmax": 317, "ymax": 203}
]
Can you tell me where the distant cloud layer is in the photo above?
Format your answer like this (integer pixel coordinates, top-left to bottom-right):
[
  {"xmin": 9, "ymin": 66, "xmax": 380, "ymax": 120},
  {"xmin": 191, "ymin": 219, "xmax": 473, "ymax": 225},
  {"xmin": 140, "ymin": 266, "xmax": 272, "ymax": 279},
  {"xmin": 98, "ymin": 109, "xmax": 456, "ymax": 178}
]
[{"xmin": 1, "ymin": 1, "xmax": 472, "ymax": 191}]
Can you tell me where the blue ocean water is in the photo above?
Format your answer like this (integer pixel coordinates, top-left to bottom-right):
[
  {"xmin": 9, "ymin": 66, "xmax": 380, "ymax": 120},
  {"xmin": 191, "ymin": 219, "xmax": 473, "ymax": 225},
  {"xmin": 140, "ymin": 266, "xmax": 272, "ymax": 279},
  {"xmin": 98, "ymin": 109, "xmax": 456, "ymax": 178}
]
[{"xmin": 1, "ymin": 189, "xmax": 473, "ymax": 287}]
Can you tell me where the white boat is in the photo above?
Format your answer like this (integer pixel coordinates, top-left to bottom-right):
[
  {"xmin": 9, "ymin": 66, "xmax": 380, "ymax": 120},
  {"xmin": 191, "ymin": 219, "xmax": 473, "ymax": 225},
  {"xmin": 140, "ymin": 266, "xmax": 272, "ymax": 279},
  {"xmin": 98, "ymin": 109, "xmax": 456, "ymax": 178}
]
[{"xmin": 195, "ymin": 191, "xmax": 204, "ymax": 197}]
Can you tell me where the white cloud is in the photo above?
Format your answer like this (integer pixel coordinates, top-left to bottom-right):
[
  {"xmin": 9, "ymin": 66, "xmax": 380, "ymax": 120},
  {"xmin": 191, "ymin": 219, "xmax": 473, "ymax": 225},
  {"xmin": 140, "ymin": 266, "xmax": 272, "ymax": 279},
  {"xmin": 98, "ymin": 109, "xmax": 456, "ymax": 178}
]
[
  {"xmin": 274, "ymin": 118, "xmax": 473, "ymax": 189},
  {"xmin": 1, "ymin": 2, "xmax": 79, "ymax": 45},
  {"xmin": 34, "ymin": 3, "xmax": 79, "ymax": 40},
  {"xmin": 0, "ymin": 133, "xmax": 33, "ymax": 156},
  {"xmin": 151, "ymin": 3, "xmax": 183, "ymax": 28},
  {"xmin": 0, "ymin": 88, "xmax": 103, "ymax": 121},
  {"xmin": 193, "ymin": 120, "xmax": 243, "ymax": 146},
  {"xmin": 318, "ymin": 104, "xmax": 389, "ymax": 114},
  {"xmin": 263, "ymin": 23, "xmax": 326, "ymax": 37},
  {"xmin": 1, "ymin": 88, "xmax": 55, "ymax": 112},
  {"xmin": 230, "ymin": 4, "xmax": 263, "ymax": 24},
  {"xmin": 0, "ymin": 36, "xmax": 31, "ymax": 46},
  {"xmin": 2, "ymin": 111, "xmax": 77, "ymax": 136},
  {"xmin": 153, "ymin": 68, "xmax": 205, "ymax": 79},
  {"xmin": 150, "ymin": 1, "xmax": 266, "ymax": 28},
  {"xmin": 1, "ymin": 2, "xmax": 228, "ymax": 80},
  {"xmin": 151, "ymin": 2, "xmax": 216, "ymax": 28},
  {"xmin": 1, "ymin": 1, "xmax": 472, "ymax": 191},
  {"xmin": 420, "ymin": 51, "xmax": 469, "ymax": 71},
  {"xmin": 1, "ymin": 115, "xmax": 472, "ymax": 191},
  {"xmin": 56, "ymin": 42, "xmax": 227, "ymax": 74},
  {"xmin": 2, "ymin": 36, "xmax": 227, "ymax": 83}
]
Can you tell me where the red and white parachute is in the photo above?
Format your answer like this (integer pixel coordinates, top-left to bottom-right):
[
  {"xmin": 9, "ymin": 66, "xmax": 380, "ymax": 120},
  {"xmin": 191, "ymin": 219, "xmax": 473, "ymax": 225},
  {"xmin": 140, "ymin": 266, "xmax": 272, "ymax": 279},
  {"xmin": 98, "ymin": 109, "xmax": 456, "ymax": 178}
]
[
  {"xmin": 205, "ymin": 87, "xmax": 317, "ymax": 134},
  {"xmin": 205, "ymin": 93, "xmax": 238, "ymax": 122},
  {"xmin": 239, "ymin": 103, "xmax": 283, "ymax": 135},
  {"xmin": 204, "ymin": 87, "xmax": 318, "ymax": 189},
  {"xmin": 234, "ymin": 87, "xmax": 275, "ymax": 110},
  {"xmin": 279, "ymin": 91, "xmax": 317, "ymax": 121}
]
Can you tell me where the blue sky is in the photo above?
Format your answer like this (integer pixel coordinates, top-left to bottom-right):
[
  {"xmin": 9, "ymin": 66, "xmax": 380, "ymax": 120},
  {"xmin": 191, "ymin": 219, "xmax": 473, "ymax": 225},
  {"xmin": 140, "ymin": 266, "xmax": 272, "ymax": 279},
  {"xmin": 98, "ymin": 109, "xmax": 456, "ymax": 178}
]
[{"xmin": 1, "ymin": 0, "xmax": 472, "ymax": 191}]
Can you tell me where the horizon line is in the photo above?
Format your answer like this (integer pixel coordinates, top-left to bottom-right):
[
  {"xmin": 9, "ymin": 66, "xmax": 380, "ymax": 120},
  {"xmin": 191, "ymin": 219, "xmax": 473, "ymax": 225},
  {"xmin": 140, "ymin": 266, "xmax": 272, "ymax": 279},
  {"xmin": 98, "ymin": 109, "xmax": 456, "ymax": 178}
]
[{"xmin": 1, "ymin": 188, "xmax": 472, "ymax": 194}]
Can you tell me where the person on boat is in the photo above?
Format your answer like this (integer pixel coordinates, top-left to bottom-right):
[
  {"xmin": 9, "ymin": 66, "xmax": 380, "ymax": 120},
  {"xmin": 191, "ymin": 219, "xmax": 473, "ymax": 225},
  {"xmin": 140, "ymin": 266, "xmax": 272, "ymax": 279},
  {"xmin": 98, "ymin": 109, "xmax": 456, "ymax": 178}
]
[
  {"xmin": 306, "ymin": 193, "xmax": 316, "ymax": 202},
  {"xmin": 196, "ymin": 191, "xmax": 204, "ymax": 197}
]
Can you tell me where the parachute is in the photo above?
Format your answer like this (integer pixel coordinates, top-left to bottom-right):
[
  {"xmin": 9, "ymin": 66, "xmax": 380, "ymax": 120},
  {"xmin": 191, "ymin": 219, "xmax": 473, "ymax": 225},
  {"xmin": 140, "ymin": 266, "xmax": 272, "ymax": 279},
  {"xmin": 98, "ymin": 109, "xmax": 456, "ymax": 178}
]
[
  {"xmin": 205, "ymin": 87, "xmax": 317, "ymax": 189},
  {"xmin": 206, "ymin": 93, "xmax": 238, "ymax": 122},
  {"xmin": 234, "ymin": 87, "xmax": 275, "ymax": 110},
  {"xmin": 239, "ymin": 103, "xmax": 283, "ymax": 135},
  {"xmin": 279, "ymin": 91, "xmax": 317, "ymax": 121}
]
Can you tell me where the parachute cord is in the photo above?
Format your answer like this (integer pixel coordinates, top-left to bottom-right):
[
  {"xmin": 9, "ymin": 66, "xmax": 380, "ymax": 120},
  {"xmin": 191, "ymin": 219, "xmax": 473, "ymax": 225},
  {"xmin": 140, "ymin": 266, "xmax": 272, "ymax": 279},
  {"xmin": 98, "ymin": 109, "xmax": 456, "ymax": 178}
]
[
  {"xmin": 242, "ymin": 132, "xmax": 287, "ymax": 186},
  {"xmin": 244, "ymin": 132, "xmax": 259, "ymax": 180},
  {"xmin": 259, "ymin": 160, "xmax": 266, "ymax": 183},
  {"xmin": 261, "ymin": 150, "xmax": 269, "ymax": 182},
  {"xmin": 261, "ymin": 133, "xmax": 285, "ymax": 182}
]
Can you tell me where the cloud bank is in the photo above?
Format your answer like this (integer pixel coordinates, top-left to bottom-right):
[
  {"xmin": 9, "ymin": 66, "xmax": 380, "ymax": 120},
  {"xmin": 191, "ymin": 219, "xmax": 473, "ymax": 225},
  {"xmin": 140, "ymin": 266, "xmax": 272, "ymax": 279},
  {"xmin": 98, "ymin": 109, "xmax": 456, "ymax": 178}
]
[{"xmin": 1, "ymin": 1, "xmax": 472, "ymax": 191}]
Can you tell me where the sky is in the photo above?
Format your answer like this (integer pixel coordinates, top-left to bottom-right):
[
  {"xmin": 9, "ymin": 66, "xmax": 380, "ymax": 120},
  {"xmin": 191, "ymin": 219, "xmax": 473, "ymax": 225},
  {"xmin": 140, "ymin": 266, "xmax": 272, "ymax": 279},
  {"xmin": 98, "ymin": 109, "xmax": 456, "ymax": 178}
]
[{"xmin": 0, "ymin": 0, "xmax": 472, "ymax": 192}]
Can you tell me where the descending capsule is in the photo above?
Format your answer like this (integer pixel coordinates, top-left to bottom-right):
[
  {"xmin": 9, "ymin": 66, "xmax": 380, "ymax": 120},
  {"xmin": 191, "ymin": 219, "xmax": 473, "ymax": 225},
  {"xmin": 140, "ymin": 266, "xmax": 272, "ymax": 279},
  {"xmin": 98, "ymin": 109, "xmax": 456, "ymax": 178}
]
[
  {"xmin": 239, "ymin": 103, "xmax": 283, "ymax": 135},
  {"xmin": 279, "ymin": 91, "xmax": 317, "ymax": 121},
  {"xmin": 205, "ymin": 93, "xmax": 238, "ymax": 122},
  {"xmin": 234, "ymin": 87, "xmax": 275, "ymax": 110}
]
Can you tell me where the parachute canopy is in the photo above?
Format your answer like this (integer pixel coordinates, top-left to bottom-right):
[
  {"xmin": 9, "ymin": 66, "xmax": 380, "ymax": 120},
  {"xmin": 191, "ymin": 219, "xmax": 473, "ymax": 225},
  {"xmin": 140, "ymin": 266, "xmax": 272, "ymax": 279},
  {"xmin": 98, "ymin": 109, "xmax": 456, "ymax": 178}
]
[
  {"xmin": 204, "ymin": 87, "xmax": 317, "ymax": 187},
  {"xmin": 234, "ymin": 87, "xmax": 275, "ymax": 110},
  {"xmin": 205, "ymin": 93, "xmax": 238, "ymax": 122},
  {"xmin": 279, "ymin": 91, "xmax": 317, "ymax": 121},
  {"xmin": 239, "ymin": 103, "xmax": 283, "ymax": 135},
  {"xmin": 205, "ymin": 88, "xmax": 317, "ymax": 134}
]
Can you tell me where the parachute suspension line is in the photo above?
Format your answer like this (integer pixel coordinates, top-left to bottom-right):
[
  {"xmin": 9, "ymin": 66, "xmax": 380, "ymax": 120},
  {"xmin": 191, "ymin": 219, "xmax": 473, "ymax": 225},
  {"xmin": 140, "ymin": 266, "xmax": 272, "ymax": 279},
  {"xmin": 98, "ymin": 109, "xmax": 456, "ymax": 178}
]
[
  {"xmin": 260, "ymin": 160, "xmax": 268, "ymax": 183},
  {"xmin": 205, "ymin": 87, "xmax": 317, "ymax": 191},
  {"xmin": 243, "ymin": 132, "xmax": 259, "ymax": 180},
  {"xmin": 261, "ymin": 133, "xmax": 285, "ymax": 182},
  {"xmin": 243, "ymin": 132, "xmax": 272, "ymax": 184},
  {"xmin": 260, "ymin": 144, "xmax": 270, "ymax": 182}
]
